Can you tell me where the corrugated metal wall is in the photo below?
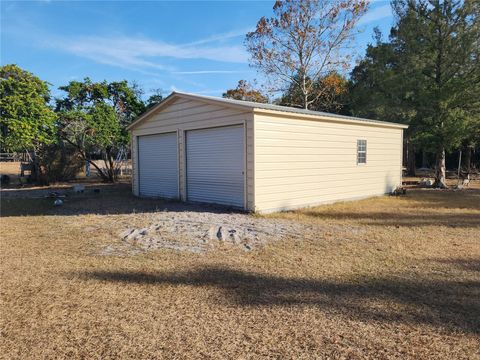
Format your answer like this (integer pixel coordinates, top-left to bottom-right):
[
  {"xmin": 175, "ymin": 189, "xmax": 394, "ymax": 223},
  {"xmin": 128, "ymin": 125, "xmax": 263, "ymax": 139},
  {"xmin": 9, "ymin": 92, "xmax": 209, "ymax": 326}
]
[
  {"xmin": 186, "ymin": 125, "xmax": 244, "ymax": 207},
  {"xmin": 138, "ymin": 132, "xmax": 178, "ymax": 198},
  {"xmin": 130, "ymin": 95, "xmax": 404, "ymax": 213},
  {"xmin": 253, "ymin": 113, "xmax": 404, "ymax": 212},
  {"xmin": 131, "ymin": 98, "xmax": 254, "ymax": 210}
]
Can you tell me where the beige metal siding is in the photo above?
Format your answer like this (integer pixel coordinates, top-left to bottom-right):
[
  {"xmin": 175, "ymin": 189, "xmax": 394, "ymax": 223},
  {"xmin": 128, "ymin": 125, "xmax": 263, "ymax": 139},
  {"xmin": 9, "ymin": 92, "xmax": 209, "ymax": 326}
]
[
  {"xmin": 254, "ymin": 114, "xmax": 403, "ymax": 213},
  {"xmin": 131, "ymin": 98, "xmax": 254, "ymax": 210},
  {"xmin": 131, "ymin": 134, "xmax": 139, "ymax": 196}
]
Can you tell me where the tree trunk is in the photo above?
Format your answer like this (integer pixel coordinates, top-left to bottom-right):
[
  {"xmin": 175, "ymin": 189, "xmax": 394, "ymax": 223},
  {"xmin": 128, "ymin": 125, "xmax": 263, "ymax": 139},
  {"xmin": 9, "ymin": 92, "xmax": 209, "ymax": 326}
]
[
  {"xmin": 464, "ymin": 147, "xmax": 472, "ymax": 174},
  {"xmin": 102, "ymin": 148, "xmax": 117, "ymax": 183},
  {"xmin": 406, "ymin": 138, "xmax": 416, "ymax": 176},
  {"xmin": 108, "ymin": 153, "xmax": 115, "ymax": 182},
  {"xmin": 421, "ymin": 149, "xmax": 428, "ymax": 169},
  {"xmin": 30, "ymin": 150, "xmax": 41, "ymax": 183},
  {"xmin": 434, "ymin": 147, "xmax": 447, "ymax": 188},
  {"xmin": 301, "ymin": 71, "xmax": 308, "ymax": 109}
]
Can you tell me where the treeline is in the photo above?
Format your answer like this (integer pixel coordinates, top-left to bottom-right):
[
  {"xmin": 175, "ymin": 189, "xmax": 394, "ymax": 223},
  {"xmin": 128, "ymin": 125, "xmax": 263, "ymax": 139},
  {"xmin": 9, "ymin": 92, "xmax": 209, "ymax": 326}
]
[
  {"xmin": 1, "ymin": 0, "xmax": 479, "ymax": 186},
  {"xmin": 0, "ymin": 64, "xmax": 163, "ymax": 183},
  {"xmin": 225, "ymin": 0, "xmax": 480, "ymax": 187}
]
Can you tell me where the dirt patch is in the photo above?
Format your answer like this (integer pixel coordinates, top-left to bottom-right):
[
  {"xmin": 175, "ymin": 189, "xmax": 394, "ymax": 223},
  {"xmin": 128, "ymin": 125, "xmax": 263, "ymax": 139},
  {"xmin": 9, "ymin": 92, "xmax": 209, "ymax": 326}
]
[{"xmin": 101, "ymin": 210, "xmax": 341, "ymax": 254}]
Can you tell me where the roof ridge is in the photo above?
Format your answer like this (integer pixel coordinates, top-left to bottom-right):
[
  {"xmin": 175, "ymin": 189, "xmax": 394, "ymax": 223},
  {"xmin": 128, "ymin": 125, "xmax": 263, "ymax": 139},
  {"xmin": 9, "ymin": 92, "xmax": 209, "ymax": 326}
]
[
  {"xmin": 128, "ymin": 91, "xmax": 408, "ymax": 130},
  {"xmin": 172, "ymin": 91, "xmax": 408, "ymax": 128}
]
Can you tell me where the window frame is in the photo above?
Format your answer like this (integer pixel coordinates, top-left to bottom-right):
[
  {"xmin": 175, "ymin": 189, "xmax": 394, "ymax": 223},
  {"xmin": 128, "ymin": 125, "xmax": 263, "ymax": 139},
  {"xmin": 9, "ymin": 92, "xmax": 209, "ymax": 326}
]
[{"xmin": 357, "ymin": 139, "xmax": 367, "ymax": 165}]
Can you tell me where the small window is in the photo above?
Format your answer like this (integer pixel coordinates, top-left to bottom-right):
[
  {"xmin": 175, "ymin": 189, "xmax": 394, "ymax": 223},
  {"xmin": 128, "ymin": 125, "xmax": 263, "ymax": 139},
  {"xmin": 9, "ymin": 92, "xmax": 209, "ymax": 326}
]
[{"xmin": 357, "ymin": 139, "xmax": 367, "ymax": 164}]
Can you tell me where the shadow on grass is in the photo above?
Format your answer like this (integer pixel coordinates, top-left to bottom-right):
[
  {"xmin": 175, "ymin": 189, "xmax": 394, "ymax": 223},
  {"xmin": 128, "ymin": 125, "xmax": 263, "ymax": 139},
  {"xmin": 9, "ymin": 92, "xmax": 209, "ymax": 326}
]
[
  {"xmin": 79, "ymin": 266, "xmax": 480, "ymax": 335},
  {"xmin": 434, "ymin": 258, "xmax": 480, "ymax": 272},
  {"xmin": 404, "ymin": 189, "xmax": 480, "ymax": 210},
  {"xmin": 2, "ymin": 186, "xmax": 479, "ymax": 227},
  {"xmin": 299, "ymin": 210, "xmax": 480, "ymax": 228},
  {"xmin": 281, "ymin": 189, "xmax": 480, "ymax": 228},
  {"xmin": 0, "ymin": 184, "xmax": 243, "ymax": 217}
]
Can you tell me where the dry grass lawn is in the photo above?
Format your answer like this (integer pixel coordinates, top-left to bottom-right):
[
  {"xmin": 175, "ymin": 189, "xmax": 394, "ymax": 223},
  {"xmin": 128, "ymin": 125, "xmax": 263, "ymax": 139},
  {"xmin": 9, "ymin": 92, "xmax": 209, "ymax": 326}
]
[{"xmin": 1, "ymin": 184, "xmax": 479, "ymax": 359}]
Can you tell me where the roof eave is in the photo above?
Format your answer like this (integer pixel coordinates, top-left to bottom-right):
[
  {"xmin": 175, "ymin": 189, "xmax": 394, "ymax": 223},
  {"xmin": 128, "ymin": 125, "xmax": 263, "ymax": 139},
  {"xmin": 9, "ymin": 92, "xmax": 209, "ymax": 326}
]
[
  {"xmin": 171, "ymin": 92, "xmax": 254, "ymax": 111},
  {"xmin": 126, "ymin": 92, "xmax": 178, "ymax": 131},
  {"xmin": 127, "ymin": 91, "xmax": 253, "ymax": 131},
  {"xmin": 127, "ymin": 91, "xmax": 409, "ymax": 131},
  {"xmin": 252, "ymin": 108, "xmax": 409, "ymax": 129}
]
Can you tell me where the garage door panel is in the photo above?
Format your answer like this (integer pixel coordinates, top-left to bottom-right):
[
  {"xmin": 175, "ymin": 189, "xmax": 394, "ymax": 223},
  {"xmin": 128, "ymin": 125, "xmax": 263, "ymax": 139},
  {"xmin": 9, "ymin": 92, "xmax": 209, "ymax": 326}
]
[
  {"xmin": 186, "ymin": 125, "xmax": 244, "ymax": 207},
  {"xmin": 138, "ymin": 132, "xmax": 178, "ymax": 198}
]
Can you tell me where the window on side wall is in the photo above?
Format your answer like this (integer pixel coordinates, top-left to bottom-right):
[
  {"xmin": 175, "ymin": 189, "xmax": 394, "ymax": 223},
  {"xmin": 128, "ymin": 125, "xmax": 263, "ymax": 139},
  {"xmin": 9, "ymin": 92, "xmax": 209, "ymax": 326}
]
[{"xmin": 357, "ymin": 139, "xmax": 367, "ymax": 165}]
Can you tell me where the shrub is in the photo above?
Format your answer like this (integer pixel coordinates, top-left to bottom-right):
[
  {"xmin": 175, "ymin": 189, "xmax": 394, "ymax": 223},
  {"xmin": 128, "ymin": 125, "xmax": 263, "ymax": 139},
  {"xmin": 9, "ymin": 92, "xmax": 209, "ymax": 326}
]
[{"xmin": 38, "ymin": 142, "xmax": 84, "ymax": 184}]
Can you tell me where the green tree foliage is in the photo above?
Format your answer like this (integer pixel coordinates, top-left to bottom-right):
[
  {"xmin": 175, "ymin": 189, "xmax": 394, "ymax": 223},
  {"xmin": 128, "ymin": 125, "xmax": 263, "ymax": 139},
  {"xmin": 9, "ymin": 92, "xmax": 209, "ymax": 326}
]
[
  {"xmin": 349, "ymin": 29, "xmax": 411, "ymax": 123},
  {"xmin": 56, "ymin": 78, "xmax": 145, "ymax": 182},
  {"xmin": 0, "ymin": 64, "xmax": 56, "ymax": 181},
  {"xmin": 145, "ymin": 88, "xmax": 164, "ymax": 109},
  {"xmin": 0, "ymin": 64, "xmax": 56, "ymax": 152},
  {"xmin": 349, "ymin": 0, "xmax": 480, "ymax": 186},
  {"xmin": 223, "ymin": 80, "xmax": 268, "ymax": 103}
]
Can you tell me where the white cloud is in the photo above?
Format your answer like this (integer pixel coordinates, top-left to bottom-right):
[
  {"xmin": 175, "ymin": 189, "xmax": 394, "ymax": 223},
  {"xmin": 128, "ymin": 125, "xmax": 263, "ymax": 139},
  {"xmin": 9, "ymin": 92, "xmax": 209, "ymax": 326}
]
[
  {"xmin": 49, "ymin": 34, "xmax": 249, "ymax": 74},
  {"xmin": 4, "ymin": 15, "xmax": 251, "ymax": 76},
  {"xmin": 184, "ymin": 27, "xmax": 253, "ymax": 46},
  {"xmin": 60, "ymin": 37, "xmax": 170, "ymax": 70},
  {"xmin": 173, "ymin": 70, "xmax": 244, "ymax": 75},
  {"xmin": 358, "ymin": 4, "xmax": 392, "ymax": 25}
]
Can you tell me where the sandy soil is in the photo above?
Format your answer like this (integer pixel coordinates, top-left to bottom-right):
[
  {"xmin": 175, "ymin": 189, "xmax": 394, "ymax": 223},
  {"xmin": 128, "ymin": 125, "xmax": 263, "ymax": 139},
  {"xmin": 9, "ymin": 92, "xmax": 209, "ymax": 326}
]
[{"xmin": 1, "ymin": 184, "xmax": 479, "ymax": 359}]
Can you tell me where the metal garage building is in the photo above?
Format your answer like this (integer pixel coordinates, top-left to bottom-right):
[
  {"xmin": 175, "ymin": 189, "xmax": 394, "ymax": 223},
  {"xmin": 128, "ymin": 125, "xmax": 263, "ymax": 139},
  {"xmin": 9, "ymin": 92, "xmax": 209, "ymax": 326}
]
[{"xmin": 128, "ymin": 92, "xmax": 407, "ymax": 213}]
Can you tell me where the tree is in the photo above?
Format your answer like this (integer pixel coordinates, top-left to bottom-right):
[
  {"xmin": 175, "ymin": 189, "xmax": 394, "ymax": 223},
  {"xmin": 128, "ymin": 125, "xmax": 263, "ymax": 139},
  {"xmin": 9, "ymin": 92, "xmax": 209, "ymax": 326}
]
[
  {"xmin": 348, "ymin": 30, "xmax": 419, "ymax": 174},
  {"xmin": 223, "ymin": 80, "xmax": 268, "ymax": 103},
  {"xmin": 245, "ymin": 0, "xmax": 368, "ymax": 109},
  {"xmin": 0, "ymin": 64, "xmax": 56, "ymax": 180},
  {"xmin": 145, "ymin": 88, "xmax": 164, "ymax": 109},
  {"xmin": 394, "ymin": 0, "xmax": 479, "ymax": 187},
  {"xmin": 462, "ymin": 115, "xmax": 480, "ymax": 172},
  {"xmin": 56, "ymin": 78, "xmax": 145, "ymax": 182},
  {"xmin": 349, "ymin": 1, "xmax": 480, "ymax": 186},
  {"xmin": 279, "ymin": 72, "xmax": 348, "ymax": 113}
]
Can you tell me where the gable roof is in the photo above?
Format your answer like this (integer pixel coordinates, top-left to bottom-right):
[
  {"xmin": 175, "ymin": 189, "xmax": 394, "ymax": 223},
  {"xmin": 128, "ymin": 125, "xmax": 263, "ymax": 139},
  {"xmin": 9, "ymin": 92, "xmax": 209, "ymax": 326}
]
[{"xmin": 127, "ymin": 91, "xmax": 408, "ymax": 130}]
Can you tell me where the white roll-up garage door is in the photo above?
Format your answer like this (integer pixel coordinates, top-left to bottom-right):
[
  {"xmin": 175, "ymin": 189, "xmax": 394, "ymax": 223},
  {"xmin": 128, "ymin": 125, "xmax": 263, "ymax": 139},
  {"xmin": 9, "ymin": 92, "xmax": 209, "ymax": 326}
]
[
  {"xmin": 138, "ymin": 132, "xmax": 178, "ymax": 198},
  {"xmin": 186, "ymin": 125, "xmax": 244, "ymax": 207}
]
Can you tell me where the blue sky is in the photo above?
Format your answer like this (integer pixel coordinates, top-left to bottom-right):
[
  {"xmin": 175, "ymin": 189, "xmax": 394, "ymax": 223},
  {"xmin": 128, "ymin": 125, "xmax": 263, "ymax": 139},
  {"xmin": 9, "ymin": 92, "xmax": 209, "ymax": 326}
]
[{"xmin": 1, "ymin": 0, "xmax": 395, "ymax": 100}]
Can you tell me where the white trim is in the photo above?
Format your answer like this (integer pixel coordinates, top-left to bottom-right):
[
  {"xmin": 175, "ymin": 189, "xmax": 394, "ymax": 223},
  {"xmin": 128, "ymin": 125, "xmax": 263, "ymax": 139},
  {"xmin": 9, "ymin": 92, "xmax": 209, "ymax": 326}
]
[
  {"xmin": 356, "ymin": 139, "xmax": 367, "ymax": 165},
  {"xmin": 135, "ymin": 134, "xmax": 139, "ymax": 196},
  {"xmin": 181, "ymin": 129, "xmax": 187, "ymax": 201},
  {"xmin": 127, "ymin": 92, "xmax": 250, "ymax": 131},
  {"xmin": 400, "ymin": 129, "xmax": 404, "ymax": 183},
  {"xmin": 176, "ymin": 129, "xmax": 181, "ymax": 200},
  {"xmin": 251, "ymin": 112, "xmax": 256, "ymax": 212},
  {"xmin": 128, "ymin": 92, "xmax": 409, "ymax": 131},
  {"xmin": 175, "ymin": 91, "xmax": 409, "ymax": 129},
  {"xmin": 127, "ymin": 93, "xmax": 179, "ymax": 130},
  {"xmin": 253, "ymin": 108, "xmax": 408, "ymax": 130},
  {"xmin": 243, "ymin": 119, "xmax": 247, "ymax": 210}
]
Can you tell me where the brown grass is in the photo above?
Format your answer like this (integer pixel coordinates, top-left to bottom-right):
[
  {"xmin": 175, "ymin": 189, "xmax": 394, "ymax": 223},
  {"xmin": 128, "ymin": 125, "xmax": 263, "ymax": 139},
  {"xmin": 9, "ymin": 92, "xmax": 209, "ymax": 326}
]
[{"xmin": 1, "ymin": 184, "xmax": 479, "ymax": 359}]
